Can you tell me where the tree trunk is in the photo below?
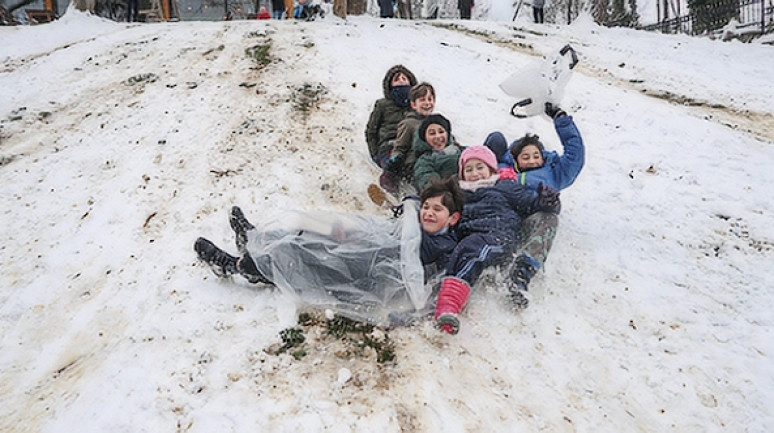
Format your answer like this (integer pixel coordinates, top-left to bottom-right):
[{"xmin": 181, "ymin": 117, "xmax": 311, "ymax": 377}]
[
  {"xmin": 334, "ymin": 0, "xmax": 346, "ymax": 18},
  {"xmin": 347, "ymin": 0, "xmax": 365, "ymax": 14},
  {"xmin": 73, "ymin": 0, "xmax": 95, "ymax": 12}
]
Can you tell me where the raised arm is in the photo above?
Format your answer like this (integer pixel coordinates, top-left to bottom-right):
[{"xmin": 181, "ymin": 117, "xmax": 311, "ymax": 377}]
[{"xmin": 553, "ymin": 115, "xmax": 585, "ymax": 189}]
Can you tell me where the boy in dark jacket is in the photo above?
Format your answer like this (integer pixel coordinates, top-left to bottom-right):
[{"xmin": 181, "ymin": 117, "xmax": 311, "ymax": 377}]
[
  {"xmin": 365, "ymin": 65, "xmax": 418, "ymax": 166},
  {"xmin": 194, "ymin": 179, "xmax": 463, "ymax": 325}
]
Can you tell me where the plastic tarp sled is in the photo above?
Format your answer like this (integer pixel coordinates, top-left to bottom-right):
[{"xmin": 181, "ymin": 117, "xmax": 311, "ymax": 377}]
[{"xmin": 245, "ymin": 200, "xmax": 427, "ymax": 326}]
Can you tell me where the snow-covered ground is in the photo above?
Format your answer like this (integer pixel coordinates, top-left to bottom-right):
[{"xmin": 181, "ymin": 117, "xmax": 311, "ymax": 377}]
[{"xmin": 2, "ymin": 7, "xmax": 773, "ymax": 432}]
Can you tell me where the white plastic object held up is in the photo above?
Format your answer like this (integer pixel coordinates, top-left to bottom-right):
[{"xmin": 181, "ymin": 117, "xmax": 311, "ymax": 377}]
[{"xmin": 499, "ymin": 44, "xmax": 579, "ymax": 118}]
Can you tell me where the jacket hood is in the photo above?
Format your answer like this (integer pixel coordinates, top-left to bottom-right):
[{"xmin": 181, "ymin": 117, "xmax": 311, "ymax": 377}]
[{"xmin": 382, "ymin": 65, "xmax": 418, "ymax": 98}]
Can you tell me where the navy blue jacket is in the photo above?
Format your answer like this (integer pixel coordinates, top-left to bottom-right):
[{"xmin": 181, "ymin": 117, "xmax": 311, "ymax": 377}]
[
  {"xmin": 457, "ymin": 180, "xmax": 555, "ymax": 248},
  {"xmin": 421, "ymin": 229, "xmax": 458, "ymax": 269}
]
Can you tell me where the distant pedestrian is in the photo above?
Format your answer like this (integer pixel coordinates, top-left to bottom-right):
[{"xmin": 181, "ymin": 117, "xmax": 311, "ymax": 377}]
[
  {"xmin": 532, "ymin": 0, "xmax": 544, "ymax": 23},
  {"xmin": 458, "ymin": 0, "xmax": 472, "ymax": 19},
  {"xmin": 126, "ymin": 0, "xmax": 139, "ymax": 22},
  {"xmin": 257, "ymin": 6, "xmax": 271, "ymax": 19},
  {"xmin": 272, "ymin": 0, "xmax": 285, "ymax": 18},
  {"xmin": 379, "ymin": 0, "xmax": 394, "ymax": 18}
]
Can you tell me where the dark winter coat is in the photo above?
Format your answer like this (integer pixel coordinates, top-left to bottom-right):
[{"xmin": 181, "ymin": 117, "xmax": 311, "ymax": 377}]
[
  {"xmin": 514, "ymin": 115, "xmax": 584, "ymax": 191},
  {"xmin": 378, "ymin": 0, "xmax": 394, "ymax": 17},
  {"xmin": 457, "ymin": 180, "xmax": 552, "ymax": 248},
  {"xmin": 421, "ymin": 229, "xmax": 458, "ymax": 275},
  {"xmin": 442, "ymin": 179, "xmax": 557, "ymax": 285},
  {"xmin": 458, "ymin": 0, "xmax": 473, "ymax": 18},
  {"xmin": 365, "ymin": 65, "xmax": 417, "ymax": 161},
  {"xmin": 412, "ymin": 133, "xmax": 462, "ymax": 191}
]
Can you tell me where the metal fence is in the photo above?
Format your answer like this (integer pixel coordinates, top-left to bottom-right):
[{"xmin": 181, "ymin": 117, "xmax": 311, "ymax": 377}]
[{"xmin": 640, "ymin": 0, "xmax": 774, "ymax": 35}]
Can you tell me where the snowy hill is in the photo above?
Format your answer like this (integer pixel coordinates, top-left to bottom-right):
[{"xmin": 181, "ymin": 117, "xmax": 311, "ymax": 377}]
[{"xmin": 1, "ymin": 9, "xmax": 773, "ymax": 432}]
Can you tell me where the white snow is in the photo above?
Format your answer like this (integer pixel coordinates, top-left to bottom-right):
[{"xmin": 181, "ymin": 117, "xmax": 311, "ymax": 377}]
[{"xmin": 2, "ymin": 6, "xmax": 773, "ymax": 433}]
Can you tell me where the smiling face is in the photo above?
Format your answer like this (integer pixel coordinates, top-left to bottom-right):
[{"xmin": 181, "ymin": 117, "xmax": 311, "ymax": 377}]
[
  {"xmin": 410, "ymin": 92, "xmax": 435, "ymax": 116},
  {"xmin": 515, "ymin": 144, "xmax": 545, "ymax": 170},
  {"xmin": 424, "ymin": 123, "xmax": 448, "ymax": 150},
  {"xmin": 463, "ymin": 158, "xmax": 494, "ymax": 182},
  {"xmin": 420, "ymin": 196, "xmax": 460, "ymax": 234}
]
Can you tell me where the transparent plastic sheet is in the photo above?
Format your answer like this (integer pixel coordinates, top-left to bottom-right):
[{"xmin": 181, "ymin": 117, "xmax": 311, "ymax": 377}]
[{"xmin": 245, "ymin": 200, "xmax": 427, "ymax": 326}]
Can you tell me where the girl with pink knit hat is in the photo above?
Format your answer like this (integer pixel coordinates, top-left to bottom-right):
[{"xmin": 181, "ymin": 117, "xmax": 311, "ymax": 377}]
[{"xmin": 434, "ymin": 146, "xmax": 560, "ymax": 334}]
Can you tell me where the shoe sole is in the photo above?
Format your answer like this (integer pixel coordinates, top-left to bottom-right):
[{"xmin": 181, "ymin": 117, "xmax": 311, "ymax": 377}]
[
  {"xmin": 436, "ymin": 313, "xmax": 460, "ymax": 335},
  {"xmin": 367, "ymin": 183, "xmax": 396, "ymax": 207},
  {"xmin": 509, "ymin": 290, "xmax": 530, "ymax": 310},
  {"xmin": 194, "ymin": 237, "xmax": 236, "ymax": 279}
]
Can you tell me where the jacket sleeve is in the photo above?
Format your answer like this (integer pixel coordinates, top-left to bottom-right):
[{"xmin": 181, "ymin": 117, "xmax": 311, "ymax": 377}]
[
  {"xmin": 420, "ymin": 231, "xmax": 457, "ymax": 266},
  {"xmin": 500, "ymin": 181, "xmax": 546, "ymax": 217},
  {"xmin": 553, "ymin": 115, "xmax": 585, "ymax": 189},
  {"xmin": 392, "ymin": 118, "xmax": 414, "ymax": 157},
  {"xmin": 413, "ymin": 156, "xmax": 439, "ymax": 192},
  {"xmin": 365, "ymin": 101, "xmax": 384, "ymax": 159}
]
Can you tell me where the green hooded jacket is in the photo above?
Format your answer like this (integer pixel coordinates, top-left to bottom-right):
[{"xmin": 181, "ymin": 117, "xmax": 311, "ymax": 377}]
[{"xmin": 365, "ymin": 65, "xmax": 417, "ymax": 161}]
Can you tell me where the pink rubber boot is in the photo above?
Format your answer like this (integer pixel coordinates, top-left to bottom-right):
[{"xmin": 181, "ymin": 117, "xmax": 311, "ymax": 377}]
[{"xmin": 434, "ymin": 277, "xmax": 471, "ymax": 335}]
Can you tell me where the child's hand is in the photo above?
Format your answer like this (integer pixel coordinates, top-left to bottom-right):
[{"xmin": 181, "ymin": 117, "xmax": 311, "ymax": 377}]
[
  {"xmin": 545, "ymin": 102, "xmax": 567, "ymax": 120},
  {"xmin": 537, "ymin": 183, "xmax": 560, "ymax": 208},
  {"xmin": 385, "ymin": 152, "xmax": 405, "ymax": 174}
]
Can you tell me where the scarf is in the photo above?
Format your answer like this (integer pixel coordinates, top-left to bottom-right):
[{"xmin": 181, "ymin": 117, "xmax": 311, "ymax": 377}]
[
  {"xmin": 389, "ymin": 85, "xmax": 411, "ymax": 107},
  {"xmin": 459, "ymin": 173, "xmax": 500, "ymax": 192}
]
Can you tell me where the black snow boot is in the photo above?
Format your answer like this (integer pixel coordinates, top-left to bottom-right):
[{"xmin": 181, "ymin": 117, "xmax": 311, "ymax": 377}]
[
  {"xmin": 194, "ymin": 237, "xmax": 238, "ymax": 278},
  {"xmin": 229, "ymin": 206, "xmax": 255, "ymax": 255},
  {"xmin": 508, "ymin": 254, "xmax": 539, "ymax": 310},
  {"xmin": 509, "ymin": 289, "xmax": 530, "ymax": 310},
  {"xmin": 236, "ymin": 253, "xmax": 273, "ymax": 285}
]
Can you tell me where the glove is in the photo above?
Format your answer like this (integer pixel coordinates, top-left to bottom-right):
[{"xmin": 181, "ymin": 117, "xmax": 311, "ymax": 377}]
[
  {"xmin": 544, "ymin": 102, "xmax": 567, "ymax": 120},
  {"xmin": 537, "ymin": 183, "xmax": 560, "ymax": 209},
  {"xmin": 384, "ymin": 152, "xmax": 405, "ymax": 174}
]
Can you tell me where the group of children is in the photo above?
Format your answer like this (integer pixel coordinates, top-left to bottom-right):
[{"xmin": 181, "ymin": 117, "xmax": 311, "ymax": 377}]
[
  {"xmin": 364, "ymin": 64, "xmax": 585, "ymax": 333},
  {"xmin": 194, "ymin": 64, "xmax": 585, "ymax": 335}
]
